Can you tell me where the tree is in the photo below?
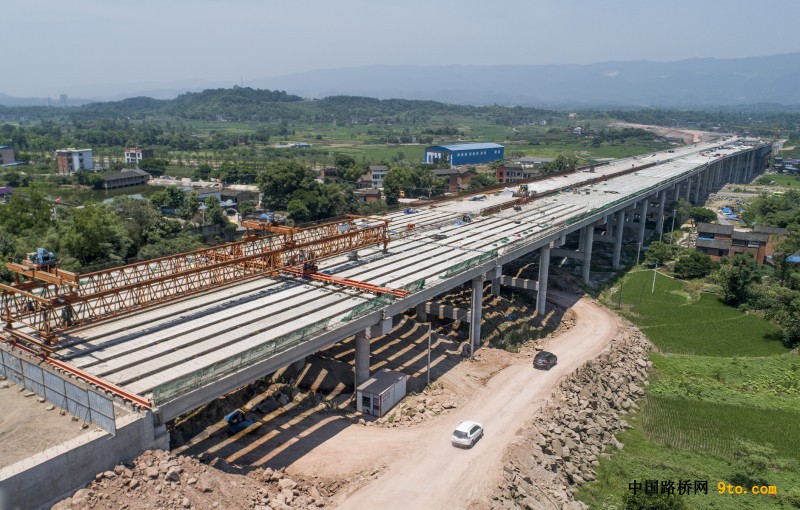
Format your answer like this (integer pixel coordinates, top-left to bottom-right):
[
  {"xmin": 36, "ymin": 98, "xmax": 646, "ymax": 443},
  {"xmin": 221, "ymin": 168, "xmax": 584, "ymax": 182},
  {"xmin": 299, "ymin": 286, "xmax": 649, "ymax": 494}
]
[
  {"xmin": 202, "ymin": 197, "xmax": 227, "ymax": 225},
  {"xmin": 539, "ymin": 154, "xmax": 579, "ymax": 174},
  {"xmin": 237, "ymin": 200, "xmax": 255, "ymax": 219},
  {"xmin": 468, "ymin": 172, "xmax": 496, "ymax": 190},
  {"xmin": 383, "ymin": 166, "xmax": 414, "ymax": 205},
  {"xmin": 138, "ymin": 158, "xmax": 168, "ymax": 177},
  {"xmin": 747, "ymin": 283, "xmax": 800, "ymax": 347},
  {"xmin": 644, "ymin": 241, "xmax": 676, "ymax": 265},
  {"xmin": 59, "ymin": 204, "xmax": 132, "ymax": 268},
  {"xmin": 688, "ymin": 207, "xmax": 716, "ymax": 226},
  {"xmin": 714, "ymin": 253, "xmax": 759, "ymax": 305},
  {"xmin": 137, "ymin": 233, "xmax": 202, "ymax": 261},
  {"xmin": 770, "ymin": 229, "xmax": 800, "ymax": 288},
  {"xmin": 184, "ymin": 191, "xmax": 200, "ymax": 220},
  {"xmin": 334, "ymin": 154, "xmax": 363, "ymax": 183},
  {"xmin": 674, "ymin": 250, "xmax": 715, "ymax": 279},
  {"xmin": 193, "ymin": 163, "xmax": 213, "ymax": 180},
  {"xmin": 257, "ymin": 161, "xmax": 318, "ymax": 210},
  {"xmin": 675, "ymin": 199, "xmax": 692, "ymax": 223},
  {"xmin": 112, "ymin": 197, "xmax": 179, "ymax": 256},
  {"xmin": 623, "ymin": 490, "xmax": 687, "ymax": 510},
  {"xmin": 0, "ymin": 191, "xmax": 53, "ymax": 236}
]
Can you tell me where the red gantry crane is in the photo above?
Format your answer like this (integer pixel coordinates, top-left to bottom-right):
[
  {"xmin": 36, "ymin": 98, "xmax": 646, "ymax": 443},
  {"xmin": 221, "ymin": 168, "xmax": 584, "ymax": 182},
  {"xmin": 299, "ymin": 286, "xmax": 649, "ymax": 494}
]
[{"xmin": 1, "ymin": 215, "xmax": 405, "ymax": 352}]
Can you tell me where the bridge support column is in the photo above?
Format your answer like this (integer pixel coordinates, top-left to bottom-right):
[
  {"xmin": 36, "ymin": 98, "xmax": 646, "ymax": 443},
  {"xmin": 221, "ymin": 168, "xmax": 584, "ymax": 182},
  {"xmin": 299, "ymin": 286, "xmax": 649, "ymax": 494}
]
[
  {"xmin": 637, "ymin": 199, "xmax": 648, "ymax": 246},
  {"xmin": 537, "ymin": 244, "xmax": 550, "ymax": 315},
  {"xmin": 684, "ymin": 178, "xmax": 691, "ymax": 201},
  {"xmin": 735, "ymin": 155, "xmax": 743, "ymax": 183},
  {"xmin": 612, "ymin": 210, "xmax": 625, "ymax": 270},
  {"xmin": 470, "ymin": 276, "xmax": 484, "ymax": 355},
  {"xmin": 693, "ymin": 174, "xmax": 701, "ymax": 203},
  {"xmin": 607, "ymin": 213, "xmax": 616, "ymax": 239},
  {"xmin": 581, "ymin": 224, "xmax": 594, "ymax": 284},
  {"xmin": 355, "ymin": 328, "xmax": 371, "ymax": 386},
  {"xmin": 655, "ymin": 190, "xmax": 666, "ymax": 239},
  {"xmin": 416, "ymin": 302, "xmax": 427, "ymax": 322},
  {"xmin": 748, "ymin": 151, "xmax": 756, "ymax": 181},
  {"xmin": 491, "ymin": 265, "xmax": 502, "ymax": 295}
]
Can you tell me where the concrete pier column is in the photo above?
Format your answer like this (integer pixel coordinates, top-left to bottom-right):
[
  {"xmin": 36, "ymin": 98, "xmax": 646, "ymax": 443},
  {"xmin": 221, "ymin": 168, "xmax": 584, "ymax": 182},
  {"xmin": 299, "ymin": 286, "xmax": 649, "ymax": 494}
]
[
  {"xmin": 748, "ymin": 151, "xmax": 756, "ymax": 181},
  {"xmin": 537, "ymin": 244, "xmax": 551, "ymax": 316},
  {"xmin": 581, "ymin": 224, "xmax": 594, "ymax": 284},
  {"xmin": 672, "ymin": 184, "xmax": 680, "ymax": 205},
  {"xmin": 355, "ymin": 328, "xmax": 371, "ymax": 386},
  {"xmin": 491, "ymin": 264, "xmax": 502, "ymax": 295},
  {"xmin": 655, "ymin": 190, "xmax": 667, "ymax": 238},
  {"xmin": 612, "ymin": 210, "xmax": 625, "ymax": 270},
  {"xmin": 470, "ymin": 276, "xmax": 484, "ymax": 354},
  {"xmin": 735, "ymin": 156, "xmax": 743, "ymax": 183},
  {"xmin": 416, "ymin": 302, "xmax": 427, "ymax": 322},
  {"xmin": 684, "ymin": 178, "xmax": 691, "ymax": 201},
  {"xmin": 693, "ymin": 175, "xmax": 701, "ymax": 203},
  {"xmin": 637, "ymin": 199, "xmax": 648, "ymax": 245}
]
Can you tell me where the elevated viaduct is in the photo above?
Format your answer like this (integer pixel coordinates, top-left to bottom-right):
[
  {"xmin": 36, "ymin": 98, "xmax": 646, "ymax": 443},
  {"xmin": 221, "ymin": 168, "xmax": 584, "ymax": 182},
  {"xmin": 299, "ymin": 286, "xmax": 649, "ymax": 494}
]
[{"xmin": 3, "ymin": 138, "xmax": 770, "ymax": 426}]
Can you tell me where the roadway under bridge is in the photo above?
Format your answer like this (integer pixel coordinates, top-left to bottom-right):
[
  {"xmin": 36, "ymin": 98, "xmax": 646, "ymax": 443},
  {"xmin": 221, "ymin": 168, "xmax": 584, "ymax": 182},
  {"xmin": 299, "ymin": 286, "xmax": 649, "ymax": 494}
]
[{"xmin": 4, "ymin": 137, "xmax": 770, "ymax": 425}]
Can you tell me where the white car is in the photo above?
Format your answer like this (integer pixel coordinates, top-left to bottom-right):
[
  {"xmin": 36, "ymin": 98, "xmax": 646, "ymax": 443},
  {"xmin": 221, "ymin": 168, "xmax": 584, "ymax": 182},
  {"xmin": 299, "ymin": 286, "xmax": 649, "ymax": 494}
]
[{"xmin": 451, "ymin": 420, "xmax": 484, "ymax": 448}]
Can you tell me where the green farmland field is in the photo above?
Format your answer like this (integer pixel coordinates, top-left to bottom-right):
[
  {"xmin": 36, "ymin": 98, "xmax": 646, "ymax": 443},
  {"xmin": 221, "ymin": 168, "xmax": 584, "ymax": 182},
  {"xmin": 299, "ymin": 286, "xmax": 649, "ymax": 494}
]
[{"xmin": 579, "ymin": 269, "xmax": 800, "ymax": 509}]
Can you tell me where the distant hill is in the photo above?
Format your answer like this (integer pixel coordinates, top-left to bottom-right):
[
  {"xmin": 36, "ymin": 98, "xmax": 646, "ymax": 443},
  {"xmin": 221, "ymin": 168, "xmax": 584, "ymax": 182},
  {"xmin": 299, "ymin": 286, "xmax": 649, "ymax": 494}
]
[
  {"xmin": 3, "ymin": 53, "xmax": 798, "ymax": 108},
  {"xmin": 248, "ymin": 53, "xmax": 800, "ymax": 107}
]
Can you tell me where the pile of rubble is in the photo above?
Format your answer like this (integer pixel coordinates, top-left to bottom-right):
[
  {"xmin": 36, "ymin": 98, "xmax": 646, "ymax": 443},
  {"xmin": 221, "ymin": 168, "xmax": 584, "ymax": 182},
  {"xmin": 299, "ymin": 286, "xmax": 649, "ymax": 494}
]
[
  {"xmin": 490, "ymin": 326, "xmax": 653, "ymax": 510},
  {"xmin": 52, "ymin": 450, "xmax": 330, "ymax": 510},
  {"xmin": 364, "ymin": 383, "xmax": 461, "ymax": 428}
]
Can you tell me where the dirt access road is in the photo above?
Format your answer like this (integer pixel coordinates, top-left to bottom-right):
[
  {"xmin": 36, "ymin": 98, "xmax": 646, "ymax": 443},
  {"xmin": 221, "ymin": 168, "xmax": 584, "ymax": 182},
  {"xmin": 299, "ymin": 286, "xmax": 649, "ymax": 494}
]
[{"xmin": 289, "ymin": 295, "xmax": 622, "ymax": 509}]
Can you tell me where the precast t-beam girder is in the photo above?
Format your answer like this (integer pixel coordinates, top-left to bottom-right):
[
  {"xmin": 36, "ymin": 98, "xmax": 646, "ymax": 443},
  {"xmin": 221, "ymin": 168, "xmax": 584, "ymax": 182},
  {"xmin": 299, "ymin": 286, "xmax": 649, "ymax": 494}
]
[{"xmin": 1, "ymin": 216, "xmax": 391, "ymax": 343}]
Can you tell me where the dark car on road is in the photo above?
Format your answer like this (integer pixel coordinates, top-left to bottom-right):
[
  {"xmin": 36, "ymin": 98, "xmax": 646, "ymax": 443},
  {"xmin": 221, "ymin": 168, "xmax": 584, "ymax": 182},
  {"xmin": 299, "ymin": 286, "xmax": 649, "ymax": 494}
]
[{"xmin": 533, "ymin": 351, "xmax": 557, "ymax": 370}]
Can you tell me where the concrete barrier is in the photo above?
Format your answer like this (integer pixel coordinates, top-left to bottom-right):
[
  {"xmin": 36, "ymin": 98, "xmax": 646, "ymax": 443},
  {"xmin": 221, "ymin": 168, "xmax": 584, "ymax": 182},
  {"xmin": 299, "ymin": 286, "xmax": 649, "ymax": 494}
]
[{"xmin": 0, "ymin": 410, "xmax": 168, "ymax": 510}]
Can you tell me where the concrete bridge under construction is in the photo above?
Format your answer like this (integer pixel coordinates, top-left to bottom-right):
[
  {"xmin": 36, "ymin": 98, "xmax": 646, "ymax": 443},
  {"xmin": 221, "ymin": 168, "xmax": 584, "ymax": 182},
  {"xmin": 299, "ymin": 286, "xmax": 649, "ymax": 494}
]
[{"xmin": 3, "ymin": 137, "xmax": 771, "ymax": 427}]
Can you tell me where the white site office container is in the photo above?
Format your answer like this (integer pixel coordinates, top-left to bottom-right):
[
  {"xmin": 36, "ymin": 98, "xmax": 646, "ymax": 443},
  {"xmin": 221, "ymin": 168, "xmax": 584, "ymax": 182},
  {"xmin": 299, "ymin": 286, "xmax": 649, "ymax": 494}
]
[{"xmin": 356, "ymin": 369, "xmax": 407, "ymax": 418}]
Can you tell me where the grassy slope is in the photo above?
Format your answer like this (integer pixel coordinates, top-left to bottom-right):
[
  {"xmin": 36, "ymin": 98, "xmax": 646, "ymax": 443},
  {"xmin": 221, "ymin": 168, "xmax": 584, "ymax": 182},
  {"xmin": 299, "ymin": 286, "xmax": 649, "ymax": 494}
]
[{"xmin": 578, "ymin": 270, "xmax": 800, "ymax": 509}]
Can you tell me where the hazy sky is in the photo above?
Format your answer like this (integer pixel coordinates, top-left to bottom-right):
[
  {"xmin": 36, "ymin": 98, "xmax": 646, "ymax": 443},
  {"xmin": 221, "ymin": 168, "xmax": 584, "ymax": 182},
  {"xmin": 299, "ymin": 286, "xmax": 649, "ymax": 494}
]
[{"xmin": 4, "ymin": 0, "xmax": 799, "ymax": 97}]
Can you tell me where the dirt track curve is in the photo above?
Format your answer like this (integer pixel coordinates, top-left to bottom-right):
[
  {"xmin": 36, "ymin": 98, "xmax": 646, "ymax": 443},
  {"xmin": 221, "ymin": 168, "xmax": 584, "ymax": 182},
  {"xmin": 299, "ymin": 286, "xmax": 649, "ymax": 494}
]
[{"xmin": 288, "ymin": 294, "xmax": 622, "ymax": 509}]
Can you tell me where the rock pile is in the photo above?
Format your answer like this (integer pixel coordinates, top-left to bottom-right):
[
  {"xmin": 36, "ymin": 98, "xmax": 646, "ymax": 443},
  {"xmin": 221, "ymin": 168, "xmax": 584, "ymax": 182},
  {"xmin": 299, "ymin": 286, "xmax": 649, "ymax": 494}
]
[
  {"xmin": 490, "ymin": 326, "xmax": 652, "ymax": 510},
  {"xmin": 370, "ymin": 383, "xmax": 461, "ymax": 428},
  {"xmin": 51, "ymin": 450, "xmax": 329, "ymax": 510}
]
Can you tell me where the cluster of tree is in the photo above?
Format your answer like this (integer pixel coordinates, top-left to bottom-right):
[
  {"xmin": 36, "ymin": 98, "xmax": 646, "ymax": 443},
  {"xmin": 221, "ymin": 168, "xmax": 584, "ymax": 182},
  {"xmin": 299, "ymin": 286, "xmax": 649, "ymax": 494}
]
[
  {"xmin": 741, "ymin": 189, "xmax": 800, "ymax": 228},
  {"xmin": 257, "ymin": 161, "xmax": 349, "ymax": 221},
  {"xmin": 0, "ymin": 192, "xmax": 203, "ymax": 275},
  {"xmin": 137, "ymin": 158, "xmax": 169, "ymax": 176},
  {"xmin": 383, "ymin": 165, "xmax": 447, "ymax": 205},
  {"xmin": 587, "ymin": 127, "xmax": 664, "ymax": 147},
  {"xmin": 538, "ymin": 154, "xmax": 580, "ymax": 174},
  {"xmin": 644, "ymin": 241, "xmax": 717, "ymax": 279}
]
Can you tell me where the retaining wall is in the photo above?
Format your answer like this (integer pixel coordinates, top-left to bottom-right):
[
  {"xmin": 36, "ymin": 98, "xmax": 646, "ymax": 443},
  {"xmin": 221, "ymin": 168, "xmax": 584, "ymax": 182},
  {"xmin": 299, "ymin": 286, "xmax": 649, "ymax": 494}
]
[{"xmin": 0, "ymin": 410, "xmax": 168, "ymax": 510}]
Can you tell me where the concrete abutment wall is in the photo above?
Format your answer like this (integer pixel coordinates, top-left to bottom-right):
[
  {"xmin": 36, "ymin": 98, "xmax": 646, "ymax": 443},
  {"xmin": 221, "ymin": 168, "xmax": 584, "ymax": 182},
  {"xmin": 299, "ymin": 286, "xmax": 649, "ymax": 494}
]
[{"xmin": 0, "ymin": 411, "xmax": 168, "ymax": 510}]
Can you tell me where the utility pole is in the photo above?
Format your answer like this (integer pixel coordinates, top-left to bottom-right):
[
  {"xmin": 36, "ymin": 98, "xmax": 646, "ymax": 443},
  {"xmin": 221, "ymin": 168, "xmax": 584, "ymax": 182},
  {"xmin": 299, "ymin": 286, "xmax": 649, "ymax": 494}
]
[
  {"xmin": 651, "ymin": 262, "xmax": 658, "ymax": 294},
  {"xmin": 427, "ymin": 324, "xmax": 432, "ymax": 386},
  {"xmin": 670, "ymin": 208, "xmax": 677, "ymax": 245},
  {"xmin": 636, "ymin": 242, "xmax": 641, "ymax": 266}
]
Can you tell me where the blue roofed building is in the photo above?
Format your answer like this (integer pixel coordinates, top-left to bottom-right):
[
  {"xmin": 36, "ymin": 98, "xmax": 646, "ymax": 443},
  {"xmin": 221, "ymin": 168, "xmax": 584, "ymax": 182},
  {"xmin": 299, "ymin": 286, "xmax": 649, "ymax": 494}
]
[{"xmin": 424, "ymin": 142, "xmax": 504, "ymax": 167}]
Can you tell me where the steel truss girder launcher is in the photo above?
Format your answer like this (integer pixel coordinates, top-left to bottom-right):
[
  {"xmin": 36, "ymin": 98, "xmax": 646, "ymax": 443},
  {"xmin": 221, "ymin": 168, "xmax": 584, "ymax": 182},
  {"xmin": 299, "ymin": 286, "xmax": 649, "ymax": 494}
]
[{"xmin": 1, "ymin": 215, "xmax": 391, "ymax": 343}]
